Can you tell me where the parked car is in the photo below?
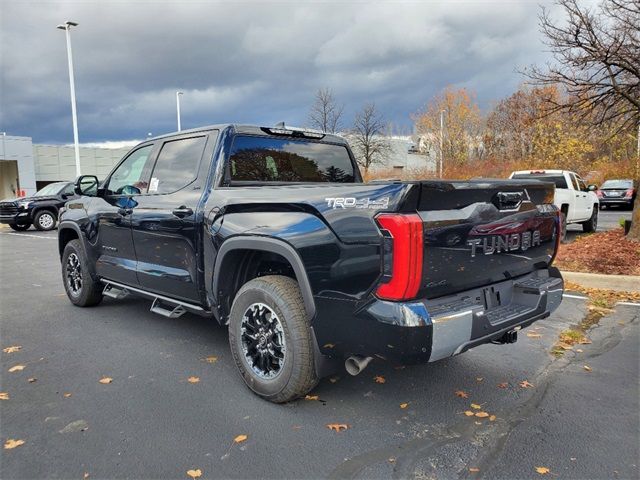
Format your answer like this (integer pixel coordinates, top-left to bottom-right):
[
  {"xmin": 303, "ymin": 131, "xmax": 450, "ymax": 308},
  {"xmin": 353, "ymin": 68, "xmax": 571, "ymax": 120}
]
[
  {"xmin": 596, "ymin": 179, "xmax": 636, "ymax": 209},
  {"xmin": 0, "ymin": 181, "xmax": 77, "ymax": 231},
  {"xmin": 58, "ymin": 124, "xmax": 564, "ymax": 403},
  {"xmin": 509, "ymin": 170, "xmax": 599, "ymax": 239}
]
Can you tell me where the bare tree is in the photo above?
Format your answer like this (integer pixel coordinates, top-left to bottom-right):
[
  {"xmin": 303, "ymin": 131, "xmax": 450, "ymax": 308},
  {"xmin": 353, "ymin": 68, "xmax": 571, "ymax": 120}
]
[
  {"xmin": 349, "ymin": 103, "xmax": 391, "ymax": 175},
  {"xmin": 308, "ymin": 87, "xmax": 344, "ymax": 133},
  {"xmin": 523, "ymin": 0, "xmax": 639, "ymax": 134}
]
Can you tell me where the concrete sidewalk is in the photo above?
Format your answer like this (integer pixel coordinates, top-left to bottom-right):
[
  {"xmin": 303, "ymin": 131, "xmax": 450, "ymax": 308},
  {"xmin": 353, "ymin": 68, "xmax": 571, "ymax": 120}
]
[{"xmin": 561, "ymin": 270, "xmax": 640, "ymax": 293}]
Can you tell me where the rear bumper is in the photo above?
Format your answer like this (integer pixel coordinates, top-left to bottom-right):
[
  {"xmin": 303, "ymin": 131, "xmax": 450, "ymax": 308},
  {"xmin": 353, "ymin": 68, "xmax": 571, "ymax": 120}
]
[
  {"xmin": 599, "ymin": 197, "xmax": 633, "ymax": 206},
  {"xmin": 342, "ymin": 268, "xmax": 563, "ymax": 364}
]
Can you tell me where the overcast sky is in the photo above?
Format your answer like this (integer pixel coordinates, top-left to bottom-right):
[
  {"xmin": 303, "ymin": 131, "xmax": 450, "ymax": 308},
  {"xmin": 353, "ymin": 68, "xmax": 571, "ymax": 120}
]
[{"xmin": 1, "ymin": 0, "xmax": 563, "ymax": 145}]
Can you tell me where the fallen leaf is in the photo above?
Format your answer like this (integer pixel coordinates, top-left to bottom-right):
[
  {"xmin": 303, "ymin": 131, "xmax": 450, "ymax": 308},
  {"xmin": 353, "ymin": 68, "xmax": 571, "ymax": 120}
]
[
  {"xmin": 326, "ymin": 424, "xmax": 348, "ymax": 432},
  {"xmin": 497, "ymin": 382, "xmax": 509, "ymax": 389},
  {"xmin": 63, "ymin": 393, "xmax": 72, "ymax": 398},
  {"xmin": 187, "ymin": 469, "xmax": 202, "ymax": 479},
  {"xmin": 3, "ymin": 346, "xmax": 22, "ymax": 353},
  {"xmin": 475, "ymin": 411, "xmax": 490, "ymax": 418},
  {"xmin": 464, "ymin": 411, "xmax": 475, "ymax": 417},
  {"xmin": 469, "ymin": 467, "xmax": 480, "ymax": 473},
  {"xmin": 527, "ymin": 332, "xmax": 542, "ymax": 338},
  {"xmin": 84, "ymin": 473, "xmax": 90, "ymax": 479},
  {"xmin": 474, "ymin": 421, "xmax": 482, "ymax": 425},
  {"xmin": 187, "ymin": 376, "xmax": 200, "ymax": 383},
  {"xmin": 476, "ymin": 377, "xmax": 484, "ymax": 382},
  {"xmin": 489, "ymin": 415, "xmax": 496, "ymax": 421},
  {"xmin": 535, "ymin": 466, "xmax": 550, "ymax": 475},
  {"xmin": 557, "ymin": 342, "xmax": 573, "ymax": 350},
  {"xmin": 323, "ymin": 343, "xmax": 335, "ymax": 349},
  {"xmin": 400, "ymin": 403, "xmax": 409, "ymax": 409},
  {"xmin": 519, "ymin": 380, "xmax": 534, "ymax": 388},
  {"xmin": 305, "ymin": 395, "xmax": 319, "ymax": 401},
  {"xmin": 27, "ymin": 378, "xmax": 37, "ymax": 383},
  {"xmin": 203, "ymin": 356, "xmax": 218, "ymax": 363},
  {"xmin": 4, "ymin": 439, "xmax": 25, "ymax": 449},
  {"xmin": 579, "ymin": 338, "xmax": 592, "ymax": 345},
  {"xmin": 388, "ymin": 457, "xmax": 396, "ymax": 463},
  {"xmin": 0, "ymin": 393, "xmax": 8, "ymax": 400},
  {"xmin": 98, "ymin": 377, "xmax": 113, "ymax": 384},
  {"xmin": 455, "ymin": 390, "xmax": 469, "ymax": 398},
  {"xmin": 576, "ymin": 349, "xmax": 584, "ymax": 353},
  {"xmin": 329, "ymin": 376, "xmax": 340, "ymax": 383},
  {"xmin": 470, "ymin": 403, "xmax": 482, "ymax": 410},
  {"xmin": 8, "ymin": 365, "xmax": 25, "ymax": 373},
  {"xmin": 234, "ymin": 434, "xmax": 248, "ymax": 443},
  {"xmin": 583, "ymin": 365, "xmax": 592, "ymax": 372},
  {"xmin": 373, "ymin": 375, "xmax": 386, "ymax": 384}
]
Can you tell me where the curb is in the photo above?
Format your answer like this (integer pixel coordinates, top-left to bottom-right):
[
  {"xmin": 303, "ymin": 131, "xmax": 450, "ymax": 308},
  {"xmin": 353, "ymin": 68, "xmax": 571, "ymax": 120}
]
[{"xmin": 561, "ymin": 271, "xmax": 640, "ymax": 293}]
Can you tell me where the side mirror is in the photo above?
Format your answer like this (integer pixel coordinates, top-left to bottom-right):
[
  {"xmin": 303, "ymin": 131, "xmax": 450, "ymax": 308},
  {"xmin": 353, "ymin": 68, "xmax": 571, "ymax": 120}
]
[
  {"xmin": 587, "ymin": 184, "xmax": 597, "ymax": 192},
  {"xmin": 75, "ymin": 175, "xmax": 99, "ymax": 196}
]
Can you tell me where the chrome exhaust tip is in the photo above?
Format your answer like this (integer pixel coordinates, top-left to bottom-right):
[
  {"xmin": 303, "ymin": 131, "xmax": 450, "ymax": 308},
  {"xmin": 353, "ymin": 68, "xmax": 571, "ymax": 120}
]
[{"xmin": 345, "ymin": 355, "xmax": 373, "ymax": 376}]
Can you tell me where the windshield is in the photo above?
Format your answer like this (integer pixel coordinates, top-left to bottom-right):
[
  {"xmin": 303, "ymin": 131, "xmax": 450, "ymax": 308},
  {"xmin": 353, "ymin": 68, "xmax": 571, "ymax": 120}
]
[
  {"xmin": 33, "ymin": 183, "xmax": 66, "ymax": 197},
  {"xmin": 512, "ymin": 173, "xmax": 568, "ymax": 189},
  {"xmin": 229, "ymin": 136, "xmax": 356, "ymax": 183},
  {"xmin": 601, "ymin": 180, "xmax": 633, "ymax": 189}
]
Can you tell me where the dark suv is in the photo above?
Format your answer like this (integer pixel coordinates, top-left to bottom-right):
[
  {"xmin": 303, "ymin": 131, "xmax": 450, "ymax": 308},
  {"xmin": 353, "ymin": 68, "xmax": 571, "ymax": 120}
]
[{"xmin": 0, "ymin": 182, "xmax": 77, "ymax": 231}]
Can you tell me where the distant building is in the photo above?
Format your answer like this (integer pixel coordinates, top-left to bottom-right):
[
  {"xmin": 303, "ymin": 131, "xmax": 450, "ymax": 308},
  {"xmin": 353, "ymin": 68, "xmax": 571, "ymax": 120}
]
[
  {"xmin": 347, "ymin": 135, "xmax": 437, "ymax": 176},
  {"xmin": 0, "ymin": 134, "xmax": 129, "ymax": 199}
]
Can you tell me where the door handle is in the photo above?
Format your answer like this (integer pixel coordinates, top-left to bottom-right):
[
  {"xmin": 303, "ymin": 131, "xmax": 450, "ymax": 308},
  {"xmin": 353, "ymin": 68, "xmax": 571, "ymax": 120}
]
[
  {"xmin": 118, "ymin": 208, "xmax": 132, "ymax": 216},
  {"xmin": 172, "ymin": 206, "xmax": 193, "ymax": 218}
]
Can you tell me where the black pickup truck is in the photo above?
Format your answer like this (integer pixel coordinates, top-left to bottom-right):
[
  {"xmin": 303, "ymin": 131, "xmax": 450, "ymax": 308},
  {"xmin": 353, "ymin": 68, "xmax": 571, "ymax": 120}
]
[
  {"xmin": 1, "ymin": 182, "xmax": 77, "ymax": 231},
  {"xmin": 58, "ymin": 124, "xmax": 563, "ymax": 402}
]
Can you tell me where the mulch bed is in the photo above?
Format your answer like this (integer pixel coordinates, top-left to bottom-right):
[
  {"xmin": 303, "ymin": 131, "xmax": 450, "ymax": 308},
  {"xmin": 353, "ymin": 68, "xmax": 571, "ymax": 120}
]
[{"xmin": 555, "ymin": 228, "xmax": 640, "ymax": 276}]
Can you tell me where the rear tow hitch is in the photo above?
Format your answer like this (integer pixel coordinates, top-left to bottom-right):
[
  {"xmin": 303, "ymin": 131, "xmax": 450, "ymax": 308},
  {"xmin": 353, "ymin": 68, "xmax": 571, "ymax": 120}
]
[{"xmin": 493, "ymin": 329, "xmax": 518, "ymax": 345}]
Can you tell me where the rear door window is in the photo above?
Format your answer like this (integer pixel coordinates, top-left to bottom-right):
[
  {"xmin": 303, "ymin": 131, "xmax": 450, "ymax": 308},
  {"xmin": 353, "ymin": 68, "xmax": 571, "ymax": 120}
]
[
  {"xmin": 228, "ymin": 136, "xmax": 355, "ymax": 183},
  {"xmin": 148, "ymin": 136, "xmax": 207, "ymax": 194}
]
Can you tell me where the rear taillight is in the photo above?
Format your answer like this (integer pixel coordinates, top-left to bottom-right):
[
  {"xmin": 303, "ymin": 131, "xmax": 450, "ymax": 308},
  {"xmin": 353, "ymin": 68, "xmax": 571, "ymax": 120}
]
[
  {"xmin": 625, "ymin": 188, "xmax": 634, "ymax": 198},
  {"xmin": 375, "ymin": 213, "xmax": 423, "ymax": 301}
]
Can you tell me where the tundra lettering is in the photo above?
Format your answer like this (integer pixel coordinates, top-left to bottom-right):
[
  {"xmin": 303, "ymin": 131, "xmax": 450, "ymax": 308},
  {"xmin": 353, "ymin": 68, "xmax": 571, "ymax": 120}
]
[{"xmin": 58, "ymin": 123, "xmax": 564, "ymax": 403}]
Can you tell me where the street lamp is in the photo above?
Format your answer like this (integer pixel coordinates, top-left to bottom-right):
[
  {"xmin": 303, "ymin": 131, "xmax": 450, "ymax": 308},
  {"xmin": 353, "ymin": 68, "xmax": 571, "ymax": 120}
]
[
  {"xmin": 439, "ymin": 109, "xmax": 446, "ymax": 178},
  {"xmin": 57, "ymin": 21, "xmax": 81, "ymax": 177},
  {"xmin": 176, "ymin": 91, "xmax": 184, "ymax": 132}
]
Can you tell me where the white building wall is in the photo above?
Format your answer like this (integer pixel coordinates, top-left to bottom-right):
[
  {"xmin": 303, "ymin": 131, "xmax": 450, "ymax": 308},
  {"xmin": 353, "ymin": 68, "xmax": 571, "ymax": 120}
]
[
  {"xmin": 0, "ymin": 135, "xmax": 37, "ymax": 196},
  {"xmin": 33, "ymin": 144, "xmax": 130, "ymax": 182}
]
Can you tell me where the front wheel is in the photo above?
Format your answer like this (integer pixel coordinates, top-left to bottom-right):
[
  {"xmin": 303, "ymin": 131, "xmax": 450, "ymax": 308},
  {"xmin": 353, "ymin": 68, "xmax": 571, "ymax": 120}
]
[
  {"xmin": 9, "ymin": 223, "xmax": 30, "ymax": 231},
  {"xmin": 33, "ymin": 210, "xmax": 57, "ymax": 231},
  {"xmin": 61, "ymin": 239, "xmax": 103, "ymax": 307},
  {"xmin": 228, "ymin": 275, "xmax": 318, "ymax": 403},
  {"xmin": 582, "ymin": 208, "xmax": 598, "ymax": 233}
]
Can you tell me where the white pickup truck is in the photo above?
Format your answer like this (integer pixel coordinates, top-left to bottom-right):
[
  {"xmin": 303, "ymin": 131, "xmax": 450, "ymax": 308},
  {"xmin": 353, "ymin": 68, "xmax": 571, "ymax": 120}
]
[{"xmin": 510, "ymin": 170, "xmax": 599, "ymax": 239}]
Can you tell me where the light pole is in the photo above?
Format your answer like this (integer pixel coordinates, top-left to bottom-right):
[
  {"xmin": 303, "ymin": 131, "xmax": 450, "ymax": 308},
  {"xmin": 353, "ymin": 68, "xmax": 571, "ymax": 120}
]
[
  {"xmin": 57, "ymin": 21, "xmax": 81, "ymax": 177},
  {"xmin": 439, "ymin": 109, "xmax": 445, "ymax": 178},
  {"xmin": 176, "ymin": 91, "xmax": 184, "ymax": 131}
]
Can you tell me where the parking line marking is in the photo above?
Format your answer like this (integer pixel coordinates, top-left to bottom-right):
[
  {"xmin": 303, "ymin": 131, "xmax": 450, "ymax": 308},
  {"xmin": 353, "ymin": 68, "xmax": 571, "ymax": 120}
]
[
  {"xmin": 562, "ymin": 293, "xmax": 589, "ymax": 300},
  {"xmin": 616, "ymin": 301, "xmax": 640, "ymax": 307},
  {"xmin": 2, "ymin": 233, "xmax": 56, "ymax": 240}
]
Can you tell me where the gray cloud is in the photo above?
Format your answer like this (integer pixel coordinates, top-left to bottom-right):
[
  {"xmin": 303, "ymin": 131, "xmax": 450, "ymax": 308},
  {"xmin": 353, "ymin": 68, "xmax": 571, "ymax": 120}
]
[{"xmin": 1, "ymin": 0, "xmax": 556, "ymax": 143}]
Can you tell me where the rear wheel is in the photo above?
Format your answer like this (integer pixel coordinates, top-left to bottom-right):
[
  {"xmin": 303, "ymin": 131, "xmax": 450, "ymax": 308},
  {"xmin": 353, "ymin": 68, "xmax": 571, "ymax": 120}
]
[
  {"xmin": 582, "ymin": 207, "xmax": 598, "ymax": 233},
  {"xmin": 9, "ymin": 223, "xmax": 30, "ymax": 231},
  {"xmin": 62, "ymin": 239, "xmax": 103, "ymax": 307},
  {"xmin": 228, "ymin": 275, "xmax": 318, "ymax": 403},
  {"xmin": 34, "ymin": 210, "xmax": 57, "ymax": 231}
]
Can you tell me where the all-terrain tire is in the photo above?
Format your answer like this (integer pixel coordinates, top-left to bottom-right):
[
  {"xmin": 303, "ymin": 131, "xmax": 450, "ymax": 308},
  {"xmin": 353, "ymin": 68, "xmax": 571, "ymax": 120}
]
[
  {"xmin": 9, "ymin": 223, "xmax": 30, "ymax": 231},
  {"xmin": 582, "ymin": 207, "xmax": 598, "ymax": 233},
  {"xmin": 228, "ymin": 275, "xmax": 318, "ymax": 403},
  {"xmin": 61, "ymin": 239, "xmax": 103, "ymax": 307},
  {"xmin": 33, "ymin": 210, "xmax": 57, "ymax": 231}
]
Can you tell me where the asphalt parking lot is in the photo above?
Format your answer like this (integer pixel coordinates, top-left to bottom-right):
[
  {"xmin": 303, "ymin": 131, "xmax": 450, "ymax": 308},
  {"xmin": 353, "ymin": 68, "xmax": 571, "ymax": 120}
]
[
  {"xmin": 565, "ymin": 208, "xmax": 632, "ymax": 242},
  {"xmin": 1, "ymin": 228, "xmax": 638, "ymax": 479}
]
